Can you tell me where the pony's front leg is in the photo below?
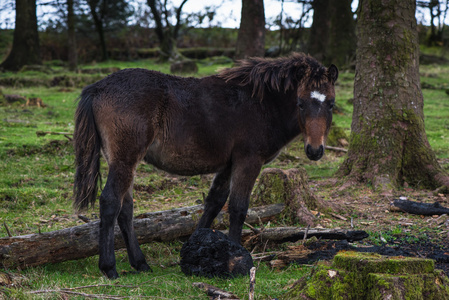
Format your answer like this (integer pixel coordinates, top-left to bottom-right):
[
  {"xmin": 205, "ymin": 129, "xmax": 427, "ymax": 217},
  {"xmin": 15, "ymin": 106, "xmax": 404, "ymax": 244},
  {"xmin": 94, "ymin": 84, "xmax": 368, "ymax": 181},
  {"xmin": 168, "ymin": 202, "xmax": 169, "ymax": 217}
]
[
  {"xmin": 197, "ymin": 166, "xmax": 232, "ymax": 229},
  {"xmin": 227, "ymin": 160, "xmax": 263, "ymax": 244}
]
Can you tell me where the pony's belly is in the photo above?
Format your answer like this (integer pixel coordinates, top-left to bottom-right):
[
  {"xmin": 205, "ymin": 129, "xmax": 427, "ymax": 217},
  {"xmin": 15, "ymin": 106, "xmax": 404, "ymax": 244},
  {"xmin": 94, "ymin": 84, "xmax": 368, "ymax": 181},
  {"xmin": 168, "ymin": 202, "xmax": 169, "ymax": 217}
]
[{"xmin": 144, "ymin": 142, "xmax": 225, "ymax": 176}]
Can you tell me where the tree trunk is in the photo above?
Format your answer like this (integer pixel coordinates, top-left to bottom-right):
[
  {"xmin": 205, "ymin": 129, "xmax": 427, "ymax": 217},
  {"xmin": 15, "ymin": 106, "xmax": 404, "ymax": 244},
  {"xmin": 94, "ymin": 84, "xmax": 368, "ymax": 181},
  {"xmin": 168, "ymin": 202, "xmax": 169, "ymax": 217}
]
[
  {"xmin": 327, "ymin": 0, "xmax": 356, "ymax": 67},
  {"xmin": 0, "ymin": 204, "xmax": 284, "ymax": 269},
  {"xmin": 88, "ymin": 0, "xmax": 108, "ymax": 61},
  {"xmin": 0, "ymin": 0, "xmax": 41, "ymax": 71},
  {"xmin": 337, "ymin": 0, "xmax": 449, "ymax": 191},
  {"xmin": 308, "ymin": 0, "xmax": 355, "ymax": 67},
  {"xmin": 67, "ymin": 0, "xmax": 77, "ymax": 71},
  {"xmin": 307, "ymin": 0, "xmax": 330, "ymax": 63},
  {"xmin": 235, "ymin": 0, "xmax": 265, "ymax": 59}
]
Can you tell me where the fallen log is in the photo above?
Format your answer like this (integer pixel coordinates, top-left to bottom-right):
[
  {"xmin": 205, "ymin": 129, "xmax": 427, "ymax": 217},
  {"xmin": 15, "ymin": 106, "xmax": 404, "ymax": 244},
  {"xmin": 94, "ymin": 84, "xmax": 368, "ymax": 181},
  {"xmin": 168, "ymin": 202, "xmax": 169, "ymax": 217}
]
[
  {"xmin": 0, "ymin": 203, "xmax": 284, "ymax": 269},
  {"xmin": 392, "ymin": 199, "xmax": 449, "ymax": 216}
]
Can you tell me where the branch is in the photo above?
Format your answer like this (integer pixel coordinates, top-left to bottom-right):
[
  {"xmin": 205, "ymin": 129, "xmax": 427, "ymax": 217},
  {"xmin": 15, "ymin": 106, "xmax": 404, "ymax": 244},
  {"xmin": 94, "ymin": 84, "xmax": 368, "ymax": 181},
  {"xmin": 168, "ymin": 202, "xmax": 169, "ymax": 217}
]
[
  {"xmin": 147, "ymin": 0, "xmax": 165, "ymax": 42},
  {"xmin": 325, "ymin": 145, "xmax": 348, "ymax": 153},
  {"xmin": 193, "ymin": 282, "xmax": 239, "ymax": 299},
  {"xmin": 248, "ymin": 267, "xmax": 256, "ymax": 300},
  {"xmin": 173, "ymin": 0, "xmax": 189, "ymax": 39}
]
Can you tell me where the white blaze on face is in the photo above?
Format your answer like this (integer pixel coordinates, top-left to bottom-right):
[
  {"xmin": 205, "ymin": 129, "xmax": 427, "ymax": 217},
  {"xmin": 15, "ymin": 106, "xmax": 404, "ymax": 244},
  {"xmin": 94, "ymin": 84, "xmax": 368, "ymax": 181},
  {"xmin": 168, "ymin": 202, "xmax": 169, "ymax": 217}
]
[{"xmin": 311, "ymin": 91, "xmax": 326, "ymax": 103}]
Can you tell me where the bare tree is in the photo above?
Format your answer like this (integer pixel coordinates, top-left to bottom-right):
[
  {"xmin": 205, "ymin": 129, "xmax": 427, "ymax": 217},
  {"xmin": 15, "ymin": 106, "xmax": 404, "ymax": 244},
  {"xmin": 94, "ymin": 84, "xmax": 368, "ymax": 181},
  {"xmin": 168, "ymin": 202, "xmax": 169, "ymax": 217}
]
[
  {"xmin": 86, "ymin": 0, "xmax": 132, "ymax": 61},
  {"xmin": 147, "ymin": 0, "xmax": 189, "ymax": 61},
  {"xmin": 338, "ymin": 0, "xmax": 449, "ymax": 191}
]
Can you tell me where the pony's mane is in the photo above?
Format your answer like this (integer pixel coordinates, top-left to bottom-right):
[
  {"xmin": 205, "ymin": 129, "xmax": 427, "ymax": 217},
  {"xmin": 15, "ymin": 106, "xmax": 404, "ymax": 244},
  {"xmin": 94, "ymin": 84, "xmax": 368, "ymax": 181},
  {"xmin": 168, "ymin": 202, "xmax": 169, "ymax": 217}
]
[{"xmin": 218, "ymin": 53, "xmax": 329, "ymax": 98}]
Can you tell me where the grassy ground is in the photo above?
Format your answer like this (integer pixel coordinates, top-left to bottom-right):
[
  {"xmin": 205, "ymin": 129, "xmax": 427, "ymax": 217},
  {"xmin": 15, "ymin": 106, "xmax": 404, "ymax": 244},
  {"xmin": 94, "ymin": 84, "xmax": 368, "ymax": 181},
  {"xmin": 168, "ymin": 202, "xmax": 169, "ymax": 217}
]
[{"xmin": 0, "ymin": 56, "xmax": 449, "ymax": 299}]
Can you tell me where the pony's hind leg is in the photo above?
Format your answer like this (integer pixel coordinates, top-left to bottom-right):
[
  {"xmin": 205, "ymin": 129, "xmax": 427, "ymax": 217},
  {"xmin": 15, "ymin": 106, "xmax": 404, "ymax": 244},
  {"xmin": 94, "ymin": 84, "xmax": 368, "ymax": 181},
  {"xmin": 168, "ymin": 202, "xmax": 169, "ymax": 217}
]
[
  {"xmin": 98, "ymin": 163, "xmax": 141, "ymax": 279},
  {"xmin": 196, "ymin": 165, "xmax": 232, "ymax": 229},
  {"xmin": 117, "ymin": 188, "xmax": 151, "ymax": 273},
  {"xmin": 98, "ymin": 168, "xmax": 123, "ymax": 279}
]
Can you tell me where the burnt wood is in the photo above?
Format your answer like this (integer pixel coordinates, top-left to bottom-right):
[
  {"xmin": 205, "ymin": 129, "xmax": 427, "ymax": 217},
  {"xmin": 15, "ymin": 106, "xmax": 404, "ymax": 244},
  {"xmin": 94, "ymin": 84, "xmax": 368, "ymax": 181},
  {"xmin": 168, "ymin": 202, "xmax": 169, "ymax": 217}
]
[{"xmin": 393, "ymin": 199, "xmax": 449, "ymax": 216}]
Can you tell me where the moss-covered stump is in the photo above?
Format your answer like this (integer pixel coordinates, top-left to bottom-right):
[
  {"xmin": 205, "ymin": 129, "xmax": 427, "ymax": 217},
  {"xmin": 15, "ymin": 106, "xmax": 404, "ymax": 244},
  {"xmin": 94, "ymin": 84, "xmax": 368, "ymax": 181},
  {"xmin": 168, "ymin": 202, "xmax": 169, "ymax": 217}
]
[
  {"xmin": 252, "ymin": 168, "xmax": 325, "ymax": 226},
  {"xmin": 285, "ymin": 251, "xmax": 449, "ymax": 299}
]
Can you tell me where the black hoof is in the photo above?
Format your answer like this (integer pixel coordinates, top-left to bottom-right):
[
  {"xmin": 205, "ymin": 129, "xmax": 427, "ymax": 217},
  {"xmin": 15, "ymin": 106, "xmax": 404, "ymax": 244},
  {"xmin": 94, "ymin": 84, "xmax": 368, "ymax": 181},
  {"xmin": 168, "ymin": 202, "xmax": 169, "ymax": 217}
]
[
  {"xmin": 102, "ymin": 269, "xmax": 119, "ymax": 279},
  {"xmin": 136, "ymin": 263, "xmax": 152, "ymax": 273}
]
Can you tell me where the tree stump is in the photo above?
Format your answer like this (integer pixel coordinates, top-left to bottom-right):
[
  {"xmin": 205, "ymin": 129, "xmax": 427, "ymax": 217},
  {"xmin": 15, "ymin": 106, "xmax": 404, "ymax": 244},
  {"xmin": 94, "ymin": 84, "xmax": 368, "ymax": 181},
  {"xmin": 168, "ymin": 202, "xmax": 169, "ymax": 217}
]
[
  {"xmin": 285, "ymin": 251, "xmax": 449, "ymax": 299},
  {"xmin": 252, "ymin": 168, "xmax": 323, "ymax": 226},
  {"xmin": 180, "ymin": 228, "xmax": 253, "ymax": 278}
]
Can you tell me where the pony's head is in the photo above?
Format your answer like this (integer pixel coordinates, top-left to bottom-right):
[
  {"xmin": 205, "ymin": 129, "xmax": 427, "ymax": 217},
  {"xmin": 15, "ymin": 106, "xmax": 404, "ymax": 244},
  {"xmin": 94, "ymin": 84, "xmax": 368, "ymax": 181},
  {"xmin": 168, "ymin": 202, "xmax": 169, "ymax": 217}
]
[
  {"xmin": 297, "ymin": 63, "xmax": 338, "ymax": 161},
  {"xmin": 218, "ymin": 53, "xmax": 338, "ymax": 161}
]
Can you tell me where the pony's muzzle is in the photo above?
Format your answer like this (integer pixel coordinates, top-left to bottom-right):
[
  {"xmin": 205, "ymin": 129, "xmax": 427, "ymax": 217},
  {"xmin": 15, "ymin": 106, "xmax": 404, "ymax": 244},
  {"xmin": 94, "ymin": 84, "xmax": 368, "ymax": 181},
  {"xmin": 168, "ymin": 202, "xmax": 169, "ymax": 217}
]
[{"xmin": 305, "ymin": 144, "xmax": 324, "ymax": 161}]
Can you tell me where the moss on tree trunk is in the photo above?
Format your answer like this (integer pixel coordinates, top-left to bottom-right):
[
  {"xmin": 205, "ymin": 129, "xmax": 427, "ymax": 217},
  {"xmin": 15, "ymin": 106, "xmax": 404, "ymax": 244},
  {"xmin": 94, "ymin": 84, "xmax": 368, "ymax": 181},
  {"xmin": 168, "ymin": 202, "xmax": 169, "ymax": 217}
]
[{"xmin": 337, "ymin": 0, "xmax": 449, "ymax": 191}]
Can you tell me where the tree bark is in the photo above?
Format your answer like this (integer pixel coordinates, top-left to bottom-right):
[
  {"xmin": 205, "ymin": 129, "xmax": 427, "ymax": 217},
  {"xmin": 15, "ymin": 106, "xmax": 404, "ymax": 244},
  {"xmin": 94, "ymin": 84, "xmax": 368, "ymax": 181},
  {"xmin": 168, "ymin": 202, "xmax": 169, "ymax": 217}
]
[
  {"xmin": 337, "ymin": 0, "xmax": 449, "ymax": 191},
  {"xmin": 235, "ymin": 0, "xmax": 265, "ymax": 59},
  {"xmin": 0, "ymin": 0, "xmax": 41, "ymax": 71},
  {"xmin": 0, "ymin": 204, "xmax": 284, "ymax": 269}
]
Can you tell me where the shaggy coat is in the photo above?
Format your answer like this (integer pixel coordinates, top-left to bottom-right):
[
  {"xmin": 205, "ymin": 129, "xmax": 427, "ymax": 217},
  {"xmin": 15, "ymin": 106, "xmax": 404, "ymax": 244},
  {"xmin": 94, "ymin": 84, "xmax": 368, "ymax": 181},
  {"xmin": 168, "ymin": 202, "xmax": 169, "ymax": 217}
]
[{"xmin": 73, "ymin": 53, "xmax": 338, "ymax": 279}]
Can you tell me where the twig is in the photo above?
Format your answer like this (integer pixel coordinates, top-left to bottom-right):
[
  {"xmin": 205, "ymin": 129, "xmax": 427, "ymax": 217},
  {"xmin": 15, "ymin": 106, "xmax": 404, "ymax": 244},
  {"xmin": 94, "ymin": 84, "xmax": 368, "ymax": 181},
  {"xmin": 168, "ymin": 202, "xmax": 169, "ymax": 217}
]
[
  {"xmin": 63, "ymin": 284, "xmax": 138, "ymax": 290},
  {"xmin": 325, "ymin": 145, "xmax": 348, "ymax": 153},
  {"xmin": 330, "ymin": 213, "xmax": 348, "ymax": 221},
  {"xmin": 36, "ymin": 131, "xmax": 73, "ymax": 137},
  {"xmin": 244, "ymin": 222, "xmax": 261, "ymax": 235},
  {"xmin": 302, "ymin": 225, "xmax": 310, "ymax": 243},
  {"xmin": 192, "ymin": 282, "xmax": 239, "ymax": 299},
  {"xmin": 3, "ymin": 221, "xmax": 12, "ymax": 237},
  {"xmin": 28, "ymin": 289, "xmax": 125, "ymax": 299},
  {"xmin": 28, "ymin": 288, "xmax": 170, "ymax": 299},
  {"xmin": 248, "ymin": 267, "xmax": 256, "ymax": 300},
  {"xmin": 78, "ymin": 215, "xmax": 91, "ymax": 223}
]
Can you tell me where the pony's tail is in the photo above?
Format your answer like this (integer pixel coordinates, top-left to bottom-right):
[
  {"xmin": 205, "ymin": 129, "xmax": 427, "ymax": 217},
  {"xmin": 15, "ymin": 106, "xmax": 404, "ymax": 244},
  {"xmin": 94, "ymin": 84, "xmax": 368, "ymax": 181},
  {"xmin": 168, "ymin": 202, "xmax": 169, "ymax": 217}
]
[{"xmin": 73, "ymin": 85, "xmax": 102, "ymax": 212}]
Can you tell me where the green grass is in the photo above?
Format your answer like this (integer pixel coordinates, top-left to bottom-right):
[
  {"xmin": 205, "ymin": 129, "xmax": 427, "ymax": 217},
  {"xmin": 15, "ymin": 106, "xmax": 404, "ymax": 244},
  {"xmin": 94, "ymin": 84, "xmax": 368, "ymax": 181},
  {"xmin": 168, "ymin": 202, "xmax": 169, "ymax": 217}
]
[
  {"xmin": 1, "ymin": 55, "xmax": 449, "ymax": 298},
  {"xmin": 2, "ymin": 246, "xmax": 310, "ymax": 299}
]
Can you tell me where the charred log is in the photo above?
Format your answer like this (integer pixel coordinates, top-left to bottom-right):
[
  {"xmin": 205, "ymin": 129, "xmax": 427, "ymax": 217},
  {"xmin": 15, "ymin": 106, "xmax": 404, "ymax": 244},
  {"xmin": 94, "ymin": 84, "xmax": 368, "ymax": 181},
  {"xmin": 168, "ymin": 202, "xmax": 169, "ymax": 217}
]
[{"xmin": 393, "ymin": 199, "xmax": 449, "ymax": 216}]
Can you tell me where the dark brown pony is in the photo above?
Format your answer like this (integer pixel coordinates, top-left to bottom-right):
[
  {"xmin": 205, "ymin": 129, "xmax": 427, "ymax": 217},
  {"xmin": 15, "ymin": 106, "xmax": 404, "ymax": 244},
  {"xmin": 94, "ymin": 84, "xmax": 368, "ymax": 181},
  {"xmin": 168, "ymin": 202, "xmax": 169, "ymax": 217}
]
[{"xmin": 73, "ymin": 53, "xmax": 338, "ymax": 279}]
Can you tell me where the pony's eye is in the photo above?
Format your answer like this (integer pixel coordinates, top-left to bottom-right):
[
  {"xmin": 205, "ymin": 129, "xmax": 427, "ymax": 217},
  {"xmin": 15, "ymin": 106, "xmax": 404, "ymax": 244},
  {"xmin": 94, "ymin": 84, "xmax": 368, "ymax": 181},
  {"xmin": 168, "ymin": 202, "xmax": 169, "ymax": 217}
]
[
  {"xmin": 329, "ymin": 101, "xmax": 335, "ymax": 110},
  {"xmin": 297, "ymin": 99, "xmax": 304, "ymax": 110}
]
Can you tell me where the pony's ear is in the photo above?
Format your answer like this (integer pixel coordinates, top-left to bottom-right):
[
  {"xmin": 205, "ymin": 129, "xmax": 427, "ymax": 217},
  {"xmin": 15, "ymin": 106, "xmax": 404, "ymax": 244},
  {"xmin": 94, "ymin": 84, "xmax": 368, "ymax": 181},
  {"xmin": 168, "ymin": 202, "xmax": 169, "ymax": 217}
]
[{"xmin": 328, "ymin": 64, "xmax": 339, "ymax": 84}]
